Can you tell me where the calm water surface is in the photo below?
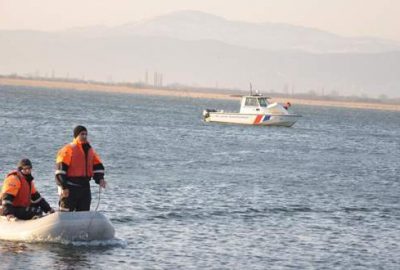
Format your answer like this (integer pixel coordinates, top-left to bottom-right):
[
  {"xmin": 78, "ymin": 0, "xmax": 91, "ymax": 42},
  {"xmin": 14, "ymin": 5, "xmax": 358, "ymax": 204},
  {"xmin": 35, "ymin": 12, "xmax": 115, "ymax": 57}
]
[{"xmin": 0, "ymin": 86, "xmax": 399, "ymax": 269}]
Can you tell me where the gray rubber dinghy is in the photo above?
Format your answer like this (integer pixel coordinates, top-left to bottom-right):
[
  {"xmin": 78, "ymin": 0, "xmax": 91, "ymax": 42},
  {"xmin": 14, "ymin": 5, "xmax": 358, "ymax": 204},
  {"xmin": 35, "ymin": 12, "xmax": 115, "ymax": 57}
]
[{"xmin": 0, "ymin": 211, "xmax": 115, "ymax": 242}]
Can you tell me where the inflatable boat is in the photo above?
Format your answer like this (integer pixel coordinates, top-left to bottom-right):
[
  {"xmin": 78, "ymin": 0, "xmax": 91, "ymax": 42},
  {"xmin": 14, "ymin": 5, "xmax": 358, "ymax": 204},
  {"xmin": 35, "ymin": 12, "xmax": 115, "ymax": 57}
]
[{"xmin": 0, "ymin": 211, "xmax": 115, "ymax": 242}]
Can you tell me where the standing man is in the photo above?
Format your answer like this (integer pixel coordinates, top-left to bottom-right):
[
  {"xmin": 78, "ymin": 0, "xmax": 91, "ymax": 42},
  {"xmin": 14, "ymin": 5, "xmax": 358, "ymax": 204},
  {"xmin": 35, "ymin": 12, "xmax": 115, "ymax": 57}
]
[
  {"xmin": 55, "ymin": 125, "xmax": 106, "ymax": 211},
  {"xmin": 1, "ymin": 159, "xmax": 54, "ymax": 220}
]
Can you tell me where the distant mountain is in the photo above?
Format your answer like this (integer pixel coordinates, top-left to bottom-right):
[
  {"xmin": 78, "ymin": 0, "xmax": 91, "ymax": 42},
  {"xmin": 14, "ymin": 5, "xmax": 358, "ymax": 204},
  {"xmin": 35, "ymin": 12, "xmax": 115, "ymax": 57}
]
[
  {"xmin": 64, "ymin": 10, "xmax": 400, "ymax": 54},
  {"xmin": 1, "ymin": 10, "xmax": 399, "ymax": 98}
]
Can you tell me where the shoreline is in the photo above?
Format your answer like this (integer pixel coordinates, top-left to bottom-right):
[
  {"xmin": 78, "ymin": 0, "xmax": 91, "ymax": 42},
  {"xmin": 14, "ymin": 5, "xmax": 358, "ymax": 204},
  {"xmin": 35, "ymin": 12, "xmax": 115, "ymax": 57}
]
[{"xmin": 1, "ymin": 77, "xmax": 400, "ymax": 112}]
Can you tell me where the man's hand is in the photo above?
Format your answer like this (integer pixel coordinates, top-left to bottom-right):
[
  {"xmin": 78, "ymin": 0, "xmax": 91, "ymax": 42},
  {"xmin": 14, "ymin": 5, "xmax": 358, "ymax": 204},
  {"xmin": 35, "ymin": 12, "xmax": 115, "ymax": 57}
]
[
  {"xmin": 6, "ymin": 214, "xmax": 16, "ymax": 221},
  {"xmin": 61, "ymin": 188, "xmax": 69, "ymax": 198},
  {"xmin": 99, "ymin": 179, "xmax": 107, "ymax": 189}
]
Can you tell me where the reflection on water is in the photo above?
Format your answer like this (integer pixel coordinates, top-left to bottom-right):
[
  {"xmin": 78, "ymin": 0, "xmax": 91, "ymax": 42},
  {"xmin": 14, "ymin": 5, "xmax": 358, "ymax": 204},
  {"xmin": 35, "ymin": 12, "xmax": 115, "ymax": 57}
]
[
  {"xmin": 51, "ymin": 244, "xmax": 106, "ymax": 269},
  {"xmin": 1, "ymin": 242, "xmax": 30, "ymax": 254},
  {"xmin": 0, "ymin": 241, "xmax": 124, "ymax": 269}
]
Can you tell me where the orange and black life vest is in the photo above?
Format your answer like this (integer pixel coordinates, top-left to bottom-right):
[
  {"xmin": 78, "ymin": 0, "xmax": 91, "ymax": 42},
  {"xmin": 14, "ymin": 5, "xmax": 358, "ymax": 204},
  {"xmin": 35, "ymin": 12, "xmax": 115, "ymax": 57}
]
[
  {"xmin": 67, "ymin": 142, "xmax": 95, "ymax": 177},
  {"xmin": 56, "ymin": 138, "xmax": 103, "ymax": 178},
  {"xmin": 1, "ymin": 170, "xmax": 36, "ymax": 207}
]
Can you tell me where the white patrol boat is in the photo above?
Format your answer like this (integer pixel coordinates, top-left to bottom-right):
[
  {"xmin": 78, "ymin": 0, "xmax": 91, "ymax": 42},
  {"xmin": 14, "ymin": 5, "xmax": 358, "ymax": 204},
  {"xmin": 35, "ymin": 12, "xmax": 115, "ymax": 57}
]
[{"xmin": 203, "ymin": 94, "xmax": 301, "ymax": 127}]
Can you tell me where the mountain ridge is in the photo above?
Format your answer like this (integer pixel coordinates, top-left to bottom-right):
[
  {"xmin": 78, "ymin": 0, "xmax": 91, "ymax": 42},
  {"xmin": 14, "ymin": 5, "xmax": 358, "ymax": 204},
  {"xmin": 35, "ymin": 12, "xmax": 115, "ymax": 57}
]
[{"xmin": 59, "ymin": 10, "xmax": 400, "ymax": 54}]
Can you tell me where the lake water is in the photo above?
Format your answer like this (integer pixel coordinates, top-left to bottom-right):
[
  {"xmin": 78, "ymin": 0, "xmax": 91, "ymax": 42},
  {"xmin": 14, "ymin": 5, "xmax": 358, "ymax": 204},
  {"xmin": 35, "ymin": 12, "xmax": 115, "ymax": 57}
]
[{"xmin": 0, "ymin": 85, "xmax": 399, "ymax": 269}]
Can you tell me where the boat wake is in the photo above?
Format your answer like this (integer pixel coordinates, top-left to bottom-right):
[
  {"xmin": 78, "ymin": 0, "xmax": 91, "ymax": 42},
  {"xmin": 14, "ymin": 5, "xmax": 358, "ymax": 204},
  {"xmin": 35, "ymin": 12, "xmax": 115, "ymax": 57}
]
[{"xmin": 59, "ymin": 237, "xmax": 127, "ymax": 247}]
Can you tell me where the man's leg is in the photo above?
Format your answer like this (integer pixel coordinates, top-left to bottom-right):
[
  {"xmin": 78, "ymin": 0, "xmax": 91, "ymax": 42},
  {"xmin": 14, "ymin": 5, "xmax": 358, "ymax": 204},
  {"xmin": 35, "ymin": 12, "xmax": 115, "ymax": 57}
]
[
  {"xmin": 59, "ymin": 186, "xmax": 78, "ymax": 211},
  {"xmin": 29, "ymin": 203, "xmax": 44, "ymax": 216},
  {"xmin": 12, "ymin": 207, "xmax": 36, "ymax": 220},
  {"xmin": 76, "ymin": 186, "xmax": 91, "ymax": 211}
]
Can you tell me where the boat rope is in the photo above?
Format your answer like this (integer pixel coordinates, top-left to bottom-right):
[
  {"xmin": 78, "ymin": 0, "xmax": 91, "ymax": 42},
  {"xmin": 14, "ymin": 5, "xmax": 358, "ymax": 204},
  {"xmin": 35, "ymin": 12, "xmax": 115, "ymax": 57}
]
[
  {"xmin": 86, "ymin": 185, "xmax": 102, "ymax": 239},
  {"xmin": 94, "ymin": 184, "xmax": 101, "ymax": 212}
]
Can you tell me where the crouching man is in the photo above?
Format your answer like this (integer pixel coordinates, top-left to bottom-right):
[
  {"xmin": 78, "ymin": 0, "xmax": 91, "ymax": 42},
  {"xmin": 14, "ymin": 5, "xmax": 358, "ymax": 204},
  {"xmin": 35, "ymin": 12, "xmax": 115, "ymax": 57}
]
[{"xmin": 0, "ymin": 159, "xmax": 54, "ymax": 220}]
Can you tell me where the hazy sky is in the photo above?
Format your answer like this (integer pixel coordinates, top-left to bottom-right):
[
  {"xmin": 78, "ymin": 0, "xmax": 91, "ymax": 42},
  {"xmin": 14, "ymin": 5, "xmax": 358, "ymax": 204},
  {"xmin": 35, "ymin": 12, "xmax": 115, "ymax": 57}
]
[{"xmin": 1, "ymin": 0, "xmax": 400, "ymax": 41}]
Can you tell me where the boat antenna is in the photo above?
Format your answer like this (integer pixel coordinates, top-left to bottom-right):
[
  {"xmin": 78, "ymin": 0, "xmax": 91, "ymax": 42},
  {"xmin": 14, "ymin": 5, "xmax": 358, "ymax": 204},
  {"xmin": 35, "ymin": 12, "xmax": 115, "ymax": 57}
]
[{"xmin": 250, "ymin": 83, "xmax": 253, "ymax": 95}]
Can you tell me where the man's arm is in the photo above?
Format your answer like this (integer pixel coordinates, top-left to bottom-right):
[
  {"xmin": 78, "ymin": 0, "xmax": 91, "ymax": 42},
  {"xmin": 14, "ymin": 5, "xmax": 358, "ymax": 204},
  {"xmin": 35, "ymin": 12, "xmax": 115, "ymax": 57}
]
[
  {"xmin": 1, "ymin": 193, "xmax": 15, "ymax": 216},
  {"xmin": 1, "ymin": 176, "xmax": 20, "ymax": 217},
  {"xmin": 93, "ymin": 151, "xmax": 106, "ymax": 188},
  {"xmin": 55, "ymin": 146, "xmax": 72, "ymax": 189},
  {"xmin": 31, "ymin": 191, "xmax": 53, "ymax": 213}
]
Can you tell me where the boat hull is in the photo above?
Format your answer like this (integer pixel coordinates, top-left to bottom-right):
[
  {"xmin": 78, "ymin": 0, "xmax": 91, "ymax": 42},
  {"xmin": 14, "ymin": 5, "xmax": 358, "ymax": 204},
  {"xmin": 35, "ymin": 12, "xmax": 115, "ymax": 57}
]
[
  {"xmin": 204, "ymin": 112, "xmax": 300, "ymax": 127},
  {"xmin": 0, "ymin": 211, "xmax": 115, "ymax": 242}
]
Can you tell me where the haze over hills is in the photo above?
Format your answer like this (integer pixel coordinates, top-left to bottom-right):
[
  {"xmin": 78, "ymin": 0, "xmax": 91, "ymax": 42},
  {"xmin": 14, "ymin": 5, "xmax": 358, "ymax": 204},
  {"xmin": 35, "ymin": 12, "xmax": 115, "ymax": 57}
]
[
  {"xmin": 64, "ymin": 10, "xmax": 400, "ymax": 54},
  {"xmin": 0, "ymin": 10, "xmax": 399, "ymax": 98}
]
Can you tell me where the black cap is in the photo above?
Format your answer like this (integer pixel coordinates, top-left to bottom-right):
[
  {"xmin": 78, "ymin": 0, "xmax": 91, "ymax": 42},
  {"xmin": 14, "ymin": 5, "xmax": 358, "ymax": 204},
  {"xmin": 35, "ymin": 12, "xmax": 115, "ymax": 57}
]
[
  {"xmin": 73, "ymin": 125, "xmax": 87, "ymax": 138},
  {"xmin": 18, "ymin": 158, "xmax": 32, "ymax": 170}
]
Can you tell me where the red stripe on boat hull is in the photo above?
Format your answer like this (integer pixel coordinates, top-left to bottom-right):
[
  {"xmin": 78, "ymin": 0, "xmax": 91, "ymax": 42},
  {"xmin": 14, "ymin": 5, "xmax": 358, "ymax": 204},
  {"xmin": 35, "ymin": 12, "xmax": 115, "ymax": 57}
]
[{"xmin": 253, "ymin": 115, "xmax": 263, "ymax": 124}]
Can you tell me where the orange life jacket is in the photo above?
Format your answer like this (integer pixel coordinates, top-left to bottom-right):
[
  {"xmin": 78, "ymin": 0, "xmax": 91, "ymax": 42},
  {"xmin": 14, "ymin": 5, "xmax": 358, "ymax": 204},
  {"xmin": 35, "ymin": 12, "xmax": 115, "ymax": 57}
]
[
  {"xmin": 57, "ymin": 140, "xmax": 96, "ymax": 178},
  {"xmin": 68, "ymin": 142, "xmax": 95, "ymax": 177},
  {"xmin": 1, "ymin": 170, "xmax": 37, "ymax": 207}
]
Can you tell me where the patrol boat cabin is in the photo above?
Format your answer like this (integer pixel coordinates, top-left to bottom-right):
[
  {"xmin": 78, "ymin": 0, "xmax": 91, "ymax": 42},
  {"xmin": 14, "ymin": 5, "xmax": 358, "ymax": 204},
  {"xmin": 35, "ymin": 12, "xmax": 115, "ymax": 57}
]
[{"xmin": 203, "ymin": 94, "xmax": 301, "ymax": 127}]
